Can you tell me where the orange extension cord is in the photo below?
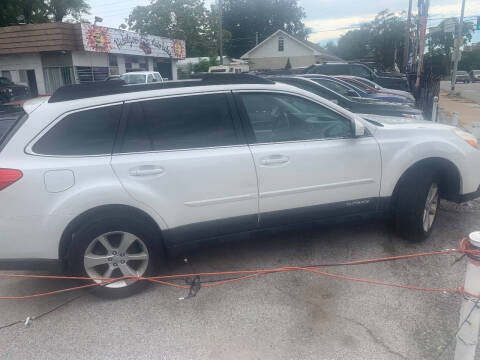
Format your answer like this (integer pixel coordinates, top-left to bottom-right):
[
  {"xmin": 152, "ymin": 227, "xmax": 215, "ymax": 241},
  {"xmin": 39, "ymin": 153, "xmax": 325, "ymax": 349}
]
[{"xmin": 0, "ymin": 238, "xmax": 479, "ymax": 300}]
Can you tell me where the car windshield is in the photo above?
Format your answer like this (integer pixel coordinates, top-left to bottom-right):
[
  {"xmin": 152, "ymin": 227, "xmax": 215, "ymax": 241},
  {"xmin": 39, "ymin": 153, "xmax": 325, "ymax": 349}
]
[{"xmin": 120, "ymin": 74, "xmax": 146, "ymax": 84}]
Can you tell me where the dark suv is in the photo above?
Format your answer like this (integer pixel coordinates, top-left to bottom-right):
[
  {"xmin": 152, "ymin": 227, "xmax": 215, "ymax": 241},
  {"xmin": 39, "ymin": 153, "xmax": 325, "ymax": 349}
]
[
  {"xmin": 304, "ymin": 63, "xmax": 409, "ymax": 91},
  {"xmin": 0, "ymin": 77, "xmax": 30, "ymax": 104}
]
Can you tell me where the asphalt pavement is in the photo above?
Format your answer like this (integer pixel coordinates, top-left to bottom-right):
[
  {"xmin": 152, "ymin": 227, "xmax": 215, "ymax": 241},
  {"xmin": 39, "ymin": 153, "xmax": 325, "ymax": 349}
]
[
  {"xmin": 441, "ymin": 80, "xmax": 480, "ymax": 104},
  {"xmin": 1, "ymin": 200, "xmax": 480, "ymax": 359}
]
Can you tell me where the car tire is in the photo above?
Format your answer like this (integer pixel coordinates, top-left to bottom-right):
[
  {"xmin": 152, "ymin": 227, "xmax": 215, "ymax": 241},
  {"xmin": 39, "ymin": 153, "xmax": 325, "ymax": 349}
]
[
  {"xmin": 394, "ymin": 168, "xmax": 440, "ymax": 242},
  {"xmin": 68, "ymin": 216, "xmax": 162, "ymax": 298}
]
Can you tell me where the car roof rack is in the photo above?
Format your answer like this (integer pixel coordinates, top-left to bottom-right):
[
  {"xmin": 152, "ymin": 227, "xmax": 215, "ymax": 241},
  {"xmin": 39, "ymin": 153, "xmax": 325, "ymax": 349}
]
[{"xmin": 48, "ymin": 74, "xmax": 274, "ymax": 103}]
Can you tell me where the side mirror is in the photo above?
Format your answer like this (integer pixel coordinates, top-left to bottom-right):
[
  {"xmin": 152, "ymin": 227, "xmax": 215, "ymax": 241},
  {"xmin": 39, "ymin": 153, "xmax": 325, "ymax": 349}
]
[{"xmin": 354, "ymin": 117, "xmax": 365, "ymax": 137}]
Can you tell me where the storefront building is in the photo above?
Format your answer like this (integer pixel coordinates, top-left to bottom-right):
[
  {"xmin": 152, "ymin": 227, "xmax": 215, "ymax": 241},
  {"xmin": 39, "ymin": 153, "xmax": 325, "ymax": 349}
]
[{"xmin": 0, "ymin": 23, "xmax": 186, "ymax": 95}]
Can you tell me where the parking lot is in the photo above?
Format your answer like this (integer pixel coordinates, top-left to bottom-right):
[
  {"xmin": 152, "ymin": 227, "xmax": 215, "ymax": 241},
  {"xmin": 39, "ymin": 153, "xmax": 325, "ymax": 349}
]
[
  {"xmin": 441, "ymin": 81, "xmax": 480, "ymax": 104},
  {"xmin": 1, "ymin": 200, "xmax": 480, "ymax": 360}
]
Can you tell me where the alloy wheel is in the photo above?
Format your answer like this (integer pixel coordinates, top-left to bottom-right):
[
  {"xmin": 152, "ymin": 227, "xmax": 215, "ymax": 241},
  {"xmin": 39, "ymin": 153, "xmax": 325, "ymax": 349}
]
[
  {"xmin": 83, "ymin": 231, "xmax": 149, "ymax": 288},
  {"xmin": 423, "ymin": 183, "xmax": 439, "ymax": 232}
]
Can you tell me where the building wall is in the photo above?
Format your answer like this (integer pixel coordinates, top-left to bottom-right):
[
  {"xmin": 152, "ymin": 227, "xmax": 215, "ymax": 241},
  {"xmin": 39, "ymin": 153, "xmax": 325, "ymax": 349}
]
[
  {"xmin": 248, "ymin": 55, "xmax": 315, "ymax": 70},
  {"xmin": 71, "ymin": 51, "xmax": 108, "ymax": 67},
  {"xmin": 41, "ymin": 52, "xmax": 73, "ymax": 67},
  {"xmin": 248, "ymin": 33, "xmax": 313, "ymax": 59},
  {"xmin": 0, "ymin": 53, "xmax": 46, "ymax": 94},
  {"xmin": 117, "ymin": 54, "xmax": 126, "ymax": 75}
]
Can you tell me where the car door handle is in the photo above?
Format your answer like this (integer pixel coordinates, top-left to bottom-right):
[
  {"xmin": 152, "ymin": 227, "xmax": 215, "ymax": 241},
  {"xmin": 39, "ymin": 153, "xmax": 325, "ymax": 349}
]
[
  {"xmin": 128, "ymin": 165, "xmax": 164, "ymax": 177},
  {"xmin": 260, "ymin": 155, "xmax": 290, "ymax": 166}
]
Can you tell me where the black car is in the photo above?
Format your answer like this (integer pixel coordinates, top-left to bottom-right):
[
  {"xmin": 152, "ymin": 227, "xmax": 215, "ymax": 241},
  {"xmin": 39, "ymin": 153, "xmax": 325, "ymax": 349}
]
[
  {"xmin": 303, "ymin": 63, "xmax": 409, "ymax": 91},
  {"xmin": 0, "ymin": 77, "xmax": 30, "ymax": 104},
  {"xmin": 271, "ymin": 76, "xmax": 423, "ymax": 119}
]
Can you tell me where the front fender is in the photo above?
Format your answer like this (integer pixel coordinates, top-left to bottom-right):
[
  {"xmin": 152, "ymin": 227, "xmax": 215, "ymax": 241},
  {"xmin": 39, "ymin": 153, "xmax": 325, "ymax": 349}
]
[{"xmin": 379, "ymin": 135, "xmax": 466, "ymax": 197}]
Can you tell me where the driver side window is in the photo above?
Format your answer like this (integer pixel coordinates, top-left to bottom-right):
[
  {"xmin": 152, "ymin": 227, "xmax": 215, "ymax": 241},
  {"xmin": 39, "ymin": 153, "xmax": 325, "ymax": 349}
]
[{"xmin": 240, "ymin": 93, "xmax": 353, "ymax": 143}]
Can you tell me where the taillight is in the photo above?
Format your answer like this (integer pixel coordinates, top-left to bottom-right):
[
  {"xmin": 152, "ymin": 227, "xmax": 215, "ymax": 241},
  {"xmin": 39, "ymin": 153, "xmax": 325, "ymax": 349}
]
[{"xmin": 0, "ymin": 169, "xmax": 22, "ymax": 191}]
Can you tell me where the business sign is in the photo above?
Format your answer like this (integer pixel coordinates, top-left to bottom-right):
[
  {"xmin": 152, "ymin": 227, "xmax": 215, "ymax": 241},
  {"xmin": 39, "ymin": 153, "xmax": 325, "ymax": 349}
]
[{"xmin": 81, "ymin": 24, "xmax": 186, "ymax": 59}]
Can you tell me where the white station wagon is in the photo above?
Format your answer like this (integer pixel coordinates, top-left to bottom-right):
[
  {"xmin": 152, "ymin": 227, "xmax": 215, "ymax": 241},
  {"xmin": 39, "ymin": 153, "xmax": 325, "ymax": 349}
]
[{"xmin": 0, "ymin": 75, "xmax": 479, "ymax": 297}]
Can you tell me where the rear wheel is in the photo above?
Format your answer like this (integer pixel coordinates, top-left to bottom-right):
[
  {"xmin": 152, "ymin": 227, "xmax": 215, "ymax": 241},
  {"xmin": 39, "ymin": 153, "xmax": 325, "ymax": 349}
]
[
  {"xmin": 395, "ymin": 168, "xmax": 440, "ymax": 242},
  {"xmin": 68, "ymin": 217, "xmax": 161, "ymax": 298}
]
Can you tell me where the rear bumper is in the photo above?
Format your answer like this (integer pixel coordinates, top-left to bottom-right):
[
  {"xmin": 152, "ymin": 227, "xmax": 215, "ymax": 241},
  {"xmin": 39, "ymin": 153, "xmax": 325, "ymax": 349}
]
[{"xmin": 0, "ymin": 259, "xmax": 61, "ymax": 271}]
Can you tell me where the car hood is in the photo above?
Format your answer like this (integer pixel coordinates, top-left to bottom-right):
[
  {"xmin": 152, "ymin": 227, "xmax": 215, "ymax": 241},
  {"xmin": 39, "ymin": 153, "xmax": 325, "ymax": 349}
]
[{"xmin": 359, "ymin": 113, "xmax": 445, "ymax": 125}]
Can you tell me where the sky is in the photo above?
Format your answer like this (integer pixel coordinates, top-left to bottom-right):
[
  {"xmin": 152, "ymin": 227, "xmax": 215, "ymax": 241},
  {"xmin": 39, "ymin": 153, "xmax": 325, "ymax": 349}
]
[{"xmin": 85, "ymin": 0, "xmax": 480, "ymax": 45}]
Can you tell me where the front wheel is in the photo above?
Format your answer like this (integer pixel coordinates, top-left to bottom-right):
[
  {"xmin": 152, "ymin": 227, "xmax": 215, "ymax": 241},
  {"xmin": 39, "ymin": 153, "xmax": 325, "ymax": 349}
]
[
  {"xmin": 394, "ymin": 168, "xmax": 440, "ymax": 242},
  {"xmin": 68, "ymin": 217, "xmax": 161, "ymax": 298}
]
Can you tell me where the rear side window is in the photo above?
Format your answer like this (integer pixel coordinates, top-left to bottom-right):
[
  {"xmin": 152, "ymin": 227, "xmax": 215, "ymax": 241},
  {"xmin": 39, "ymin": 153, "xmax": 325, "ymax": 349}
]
[
  {"xmin": 0, "ymin": 110, "xmax": 24, "ymax": 145},
  {"xmin": 121, "ymin": 93, "xmax": 238, "ymax": 152},
  {"xmin": 33, "ymin": 105, "xmax": 121, "ymax": 155}
]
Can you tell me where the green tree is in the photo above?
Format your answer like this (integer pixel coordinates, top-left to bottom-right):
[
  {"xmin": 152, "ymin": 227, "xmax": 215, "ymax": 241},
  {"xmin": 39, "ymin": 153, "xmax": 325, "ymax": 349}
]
[
  {"xmin": 336, "ymin": 27, "xmax": 370, "ymax": 61},
  {"xmin": 427, "ymin": 18, "xmax": 474, "ymax": 57},
  {"xmin": 0, "ymin": 0, "xmax": 48, "ymax": 26},
  {"xmin": 333, "ymin": 9, "xmax": 421, "ymax": 70},
  {"xmin": 206, "ymin": 4, "xmax": 232, "ymax": 58},
  {"xmin": 0, "ymin": 0, "xmax": 90, "ymax": 26},
  {"xmin": 459, "ymin": 50, "xmax": 480, "ymax": 72},
  {"xmin": 335, "ymin": 10, "xmax": 408, "ymax": 70},
  {"xmin": 424, "ymin": 18, "xmax": 474, "ymax": 76},
  {"xmin": 128, "ymin": 0, "xmax": 215, "ymax": 57},
  {"xmin": 367, "ymin": 10, "xmax": 406, "ymax": 70},
  {"xmin": 285, "ymin": 58, "xmax": 292, "ymax": 69},
  {"xmin": 221, "ymin": 0, "xmax": 310, "ymax": 58},
  {"xmin": 48, "ymin": 0, "xmax": 90, "ymax": 22}
]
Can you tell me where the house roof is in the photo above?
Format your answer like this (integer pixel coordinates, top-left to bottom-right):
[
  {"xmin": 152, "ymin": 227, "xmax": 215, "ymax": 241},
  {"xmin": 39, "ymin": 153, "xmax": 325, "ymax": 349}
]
[{"xmin": 240, "ymin": 29, "xmax": 342, "ymax": 61}]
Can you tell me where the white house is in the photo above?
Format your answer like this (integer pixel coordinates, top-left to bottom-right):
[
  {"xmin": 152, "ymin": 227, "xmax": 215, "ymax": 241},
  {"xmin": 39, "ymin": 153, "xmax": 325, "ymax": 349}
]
[{"xmin": 241, "ymin": 29, "xmax": 342, "ymax": 70}]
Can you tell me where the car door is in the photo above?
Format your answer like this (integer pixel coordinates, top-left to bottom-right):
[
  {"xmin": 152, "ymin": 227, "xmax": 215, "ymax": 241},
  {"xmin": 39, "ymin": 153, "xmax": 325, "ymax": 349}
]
[
  {"xmin": 235, "ymin": 90, "xmax": 381, "ymax": 227},
  {"xmin": 111, "ymin": 92, "xmax": 259, "ymax": 245}
]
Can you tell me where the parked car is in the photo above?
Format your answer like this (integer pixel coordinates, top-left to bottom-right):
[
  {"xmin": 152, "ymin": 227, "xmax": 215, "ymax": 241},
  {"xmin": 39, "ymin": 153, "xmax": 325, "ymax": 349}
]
[
  {"xmin": 303, "ymin": 62, "xmax": 409, "ymax": 91},
  {"xmin": 335, "ymin": 75, "xmax": 415, "ymax": 102},
  {"xmin": 469, "ymin": 70, "xmax": 480, "ymax": 82},
  {"xmin": 0, "ymin": 77, "xmax": 30, "ymax": 104},
  {"xmin": 271, "ymin": 76, "xmax": 422, "ymax": 119},
  {"xmin": 104, "ymin": 75, "xmax": 121, "ymax": 81},
  {"xmin": 300, "ymin": 74, "xmax": 414, "ymax": 105},
  {"xmin": 455, "ymin": 71, "xmax": 471, "ymax": 83},
  {"xmin": 335, "ymin": 75, "xmax": 415, "ymax": 104},
  {"xmin": 119, "ymin": 71, "xmax": 164, "ymax": 84},
  {"xmin": 1, "ymin": 74, "xmax": 479, "ymax": 297}
]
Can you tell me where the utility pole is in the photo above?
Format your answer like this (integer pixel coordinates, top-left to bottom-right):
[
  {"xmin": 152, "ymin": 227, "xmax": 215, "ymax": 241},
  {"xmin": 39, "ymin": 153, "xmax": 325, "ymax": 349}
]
[
  {"xmin": 415, "ymin": 0, "xmax": 429, "ymax": 88},
  {"xmin": 218, "ymin": 0, "xmax": 224, "ymax": 65},
  {"xmin": 450, "ymin": 0, "xmax": 466, "ymax": 92},
  {"xmin": 403, "ymin": 0, "xmax": 413, "ymax": 72}
]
